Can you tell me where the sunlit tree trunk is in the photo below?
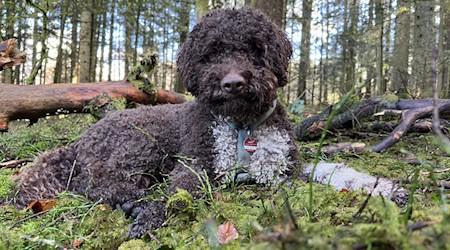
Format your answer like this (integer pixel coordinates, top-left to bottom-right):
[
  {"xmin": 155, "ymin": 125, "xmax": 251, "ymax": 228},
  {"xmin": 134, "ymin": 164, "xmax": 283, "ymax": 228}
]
[
  {"xmin": 411, "ymin": 0, "xmax": 436, "ymax": 97},
  {"xmin": 107, "ymin": 0, "xmax": 115, "ymax": 81},
  {"xmin": 54, "ymin": 0, "xmax": 70, "ymax": 83},
  {"xmin": 297, "ymin": 0, "xmax": 312, "ymax": 102},
  {"xmin": 79, "ymin": 0, "xmax": 93, "ymax": 83},
  {"xmin": 98, "ymin": 0, "xmax": 107, "ymax": 82},
  {"xmin": 4, "ymin": 1, "xmax": 14, "ymax": 84},
  {"xmin": 391, "ymin": 0, "xmax": 410, "ymax": 96},
  {"xmin": 375, "ymin": 0, "xmax": 384, "ymax": 95},
  {"xmin": 70, "ymin": 2, "xmax": 79, "ymax": 83},
  {"xmin": 253, "ymin": 0, "xmax": 284, "ymax": 27},
  {"xmin": 25, "ymin": 0, "xmax": 49, "ymax": 85},
  {"xmin": 438, "ymin": 0, "xmax": 450, "ymax": 97},
  {"xmin": 133, "ymin": 0, "xmax": 142, "ymax": 66}
]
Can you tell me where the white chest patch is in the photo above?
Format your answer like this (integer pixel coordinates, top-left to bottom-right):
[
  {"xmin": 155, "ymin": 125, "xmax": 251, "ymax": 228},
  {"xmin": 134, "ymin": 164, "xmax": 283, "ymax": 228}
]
[{"xmin": 211, "ymin": 120, "xmax": 293, "ymax": 185}]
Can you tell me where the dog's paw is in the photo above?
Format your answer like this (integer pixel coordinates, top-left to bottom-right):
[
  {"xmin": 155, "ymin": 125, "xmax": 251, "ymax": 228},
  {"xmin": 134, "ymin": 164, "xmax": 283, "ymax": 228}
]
[
  {"xmin": 127, "ymin": 202, "xmax": 166, "ymax": 239},
  {"xmin": 391, "ymin": 188, "xmax": 409, "ymax": 207},
  {"xmin": 129, "ymin": 220, "xmax": 149, "ymax": 239}
]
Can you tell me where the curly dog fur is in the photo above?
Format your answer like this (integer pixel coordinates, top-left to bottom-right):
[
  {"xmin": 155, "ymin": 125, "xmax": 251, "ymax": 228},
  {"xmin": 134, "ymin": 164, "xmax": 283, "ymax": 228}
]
[{"xmin": 15, "ymin": 8, "xmax": 298, "ymax": 238}]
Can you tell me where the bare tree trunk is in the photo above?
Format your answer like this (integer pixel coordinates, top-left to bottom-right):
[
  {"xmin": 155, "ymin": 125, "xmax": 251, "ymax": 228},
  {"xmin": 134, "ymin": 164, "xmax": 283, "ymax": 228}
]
[
  {"xmin": 391, "ymin": 0, "xmax": 410, "ymax": 96},
  {"xmin": 411, "ymin": 0, "xmax": 436, "ymax": 97},
  {"xmin": 124, "ymin": 2, "xmax": 134, "ymax": 77},
  {"xmin": 107, "ymin": 0, "xmax": 115, "ymax": 81},
  {"xmin": 25, "ymin": 0, "xmax": 49, "ymax": 85},
  {"xmin": 133, "ymin": 0, "xmax": 142, "ymax": 67},
  {"xmin": 54, "ymin": 0, "xmax": 70, "ymax": 83},
  {"xmin": 345, "ymin": 0, "xmax": 358, "ymax": 93},
  {"xmin": 297, "ymin": 0, "xmax": 312, "ymax": 103},
  {"xmin": 3, "ymin": 1, "xmax": 15, "ymax": 84},
  {"xmin": 98, "ymin": 0, "xmax": 107, "ymax": 82},
  {"xmin": 375, "ymin": 0, "xmax": 384, "ymax": 95},
  {"xmin": 383, "ymin": 0, "xmax": 392, "ymax": 86},
  {"xmin": 89, "ymin": 6, "xmax": 99, "ymax": 83},
  {"xmin": 438, "ymin": 0, "xmax": 450, "ymax": 97},
  {"xmin": 14, "ymin": 1, "xmax": 23, "ymax": 85},
  {"xmin": 70, "ymin": 2, "xmax": 79, "ymax": 83},
  {"xmin": 253, "ymin": 0, "xmax": 285, "ymax": 28},
  {"xmin": 78, "ymin": 0, "xmax": 93, "ymax": 83}
]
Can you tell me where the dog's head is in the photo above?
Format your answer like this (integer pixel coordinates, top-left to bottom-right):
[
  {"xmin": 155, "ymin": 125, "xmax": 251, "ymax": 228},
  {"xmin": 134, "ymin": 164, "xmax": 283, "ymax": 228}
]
[{"xmin": 177, "ymin": 8, "xmax": 292, "ymax": 123}]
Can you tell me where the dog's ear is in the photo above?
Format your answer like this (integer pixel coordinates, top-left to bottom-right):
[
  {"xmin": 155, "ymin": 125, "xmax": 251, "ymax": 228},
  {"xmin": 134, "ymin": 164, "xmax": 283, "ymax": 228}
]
[
  {"xmin": 275, "ymin": 34, "xmax": 293, "ymax": 87},
  {"xmin": 176, "ymin": 42, "xmax": 199, "ymax": 96}
]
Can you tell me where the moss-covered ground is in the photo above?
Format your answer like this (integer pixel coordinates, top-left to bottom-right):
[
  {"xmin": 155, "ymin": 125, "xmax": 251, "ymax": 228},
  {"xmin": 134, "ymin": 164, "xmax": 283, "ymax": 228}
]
[{"xmin": 1, "ymin": 114, "xmax": 450, "ymax": 249}]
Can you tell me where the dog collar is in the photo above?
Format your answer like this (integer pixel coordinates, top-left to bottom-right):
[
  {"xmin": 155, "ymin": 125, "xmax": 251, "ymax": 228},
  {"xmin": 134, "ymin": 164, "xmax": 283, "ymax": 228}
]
[{"xmin": 211, "ymin": 99, "xmax": 277, "ymax": 167}]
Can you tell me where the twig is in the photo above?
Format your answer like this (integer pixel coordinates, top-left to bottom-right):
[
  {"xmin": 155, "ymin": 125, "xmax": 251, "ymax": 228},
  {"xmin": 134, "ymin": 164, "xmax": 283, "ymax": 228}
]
[
  {"xmin": 0, "ymin": 159, "xmax": 33, "ymax": 168},
  {"xmin": 406, "ymin": 220, "xmax": 440, "ymax": 231},
  {"xmin": 9, "ymin": 210, "xmax": 49, "ymax": 229},
  {"xmin": 66, "ymin": 159, "xmax": 76, "ymax": 190},
  {"xmin": 147, "ymin": 232, "xmax": 161, "ymax": 244}
]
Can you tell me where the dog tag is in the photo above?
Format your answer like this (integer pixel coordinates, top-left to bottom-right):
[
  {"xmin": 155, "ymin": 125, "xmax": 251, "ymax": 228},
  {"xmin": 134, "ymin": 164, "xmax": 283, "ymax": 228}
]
[{"xmin": 243, "ymin": 137, "xmax": 257, "ymax": 153}]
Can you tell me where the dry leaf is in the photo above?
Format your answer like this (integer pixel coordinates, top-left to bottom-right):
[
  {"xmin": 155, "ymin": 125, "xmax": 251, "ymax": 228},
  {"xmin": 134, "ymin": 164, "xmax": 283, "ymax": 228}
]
[
  {"xmin": 98, "ymin": 204, "xmax": 109, "ymax": 211},
  {"xmin": 340, "ymin": 188, "xmax": 349, "ymax": 193},
  {"xmin": 26, "ymin": 199, "xmax": 57, "ymax": 213},
  {"xmin": 217, "ymin": 222, "xmax": 239, "ymax": 244},
  {"xmin": 72, "ymin": 231, "xmax": 95, "ymax": 249},
  {"xmin": 213, "ymin": 193, "xmax": 222, "ymax": 201},
  {"xmin": 72, "ymin": 238, "xmax": 83, "ymax": 249}
]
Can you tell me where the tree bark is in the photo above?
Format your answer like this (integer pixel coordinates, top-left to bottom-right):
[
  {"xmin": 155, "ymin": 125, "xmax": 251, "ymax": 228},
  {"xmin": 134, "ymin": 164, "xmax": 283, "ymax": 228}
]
[
  {"xmin": 54, "ymin": 0, "xmax": 70, "ymax": 83},
  {"xmin": 70, "ymin": 2, "xmax": 79, "ymax": 83},
  {"xmin": 438, "ymin": 0, "xmax": 450, "ymax": 97},
  {"xmin": 25, "ymin": 0, "xmax": 49, "ymax": 85},
  {"xmin": 391, "ymin": 0, "xmax": 410, "ymax": 96},
  {"xmin": 411, "ymin": 0, "xmax": 436, "ymax": 97},
  {"xmin": 3, "ymin": 0, "xmax": 15, "ymax": 84},
  {"xmin": 253, "ymin": 0, "xmax": 285, "ymax": 28},
  {"xmin": 107, "ymin": 0, "xmax": 115, "ymax": 81},
  {"xmin": 98, "ymin": 0, "xmax": 107, "ymax": 82},
  {"xmin": 79, "ymin": 0, "xmax": 93, "ymax": 83},
  {"xmin": 297, "ymin": 0, "xmax": 312, "ymax": 102},
  {"xmin": 375, "ymin": 0, "xmax": 384, "ymax": 95}
]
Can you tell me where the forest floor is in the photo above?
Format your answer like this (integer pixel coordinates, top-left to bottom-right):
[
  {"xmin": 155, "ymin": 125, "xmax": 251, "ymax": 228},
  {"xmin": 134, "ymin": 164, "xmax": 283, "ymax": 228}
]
[{"xmin": 1, "ymin": 112, "xmax": 450, "ymax": 249}]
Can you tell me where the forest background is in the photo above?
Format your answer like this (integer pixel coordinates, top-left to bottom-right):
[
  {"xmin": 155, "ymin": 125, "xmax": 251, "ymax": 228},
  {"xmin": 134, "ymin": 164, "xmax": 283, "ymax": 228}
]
[{"xmin": 2, "ymin": 0, "xmax": 448, "ymax": 105}]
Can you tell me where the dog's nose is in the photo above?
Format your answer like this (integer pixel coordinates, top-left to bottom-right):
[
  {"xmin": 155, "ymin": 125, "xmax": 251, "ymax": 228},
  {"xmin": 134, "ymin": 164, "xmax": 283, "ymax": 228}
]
[{"xmin": 221, "ymin": 72, "xmax": 246, "ymax": 94}]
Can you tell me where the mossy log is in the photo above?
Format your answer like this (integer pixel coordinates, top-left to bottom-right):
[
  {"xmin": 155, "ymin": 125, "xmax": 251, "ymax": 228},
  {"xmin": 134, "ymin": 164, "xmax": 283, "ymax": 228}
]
[
  {"xmin": 295, "ymin": 96, "xmax": 450, "ymax": 153},
  {"xmin": 0, "ymin": 81, "xmax": 186, "ymax": 131},
  {"xmin": 0, "ymin": 39, "xmax": 26, "ymax": 70}
]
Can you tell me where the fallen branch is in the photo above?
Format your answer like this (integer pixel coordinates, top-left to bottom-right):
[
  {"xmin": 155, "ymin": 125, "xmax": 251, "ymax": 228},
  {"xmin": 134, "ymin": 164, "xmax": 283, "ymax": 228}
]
[
  {"xmin": 0, "ymin": 81, "xmax": 186, "ymax": 131},
  {"xmin": 295, "ymin": 96, "xmax": 450, "ymax": 153},
  {"xmin": 0, "ymin": 39, "xmax": 26, "ymax": 70}
]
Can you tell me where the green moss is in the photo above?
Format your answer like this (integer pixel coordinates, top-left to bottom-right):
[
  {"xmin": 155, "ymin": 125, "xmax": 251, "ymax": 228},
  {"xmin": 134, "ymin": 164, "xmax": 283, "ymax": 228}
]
[
  {"xmin": 2, "ymin": 111, "xmax": 450, "ymax": 249},
  {"xmin": 118, "ymin": 239, "xmax": 151, "ymax": 250},
  {"xmin": 380, "ymin": 93, "xmax": 399, "ymax": 103},
  {"xmin": 0, "ymin": 115, "xmax": 94, "ymax": 162},
  {"xmin": 0, "ymin": 169, "xmax": 16, "ymax": 199},
  {"xmin": 0, "ymin": 193, "xmax": 129, "ymax": 250},
  {"xmin": 166, "ymin": 188, "xmax": 196, "ymax": 217}
]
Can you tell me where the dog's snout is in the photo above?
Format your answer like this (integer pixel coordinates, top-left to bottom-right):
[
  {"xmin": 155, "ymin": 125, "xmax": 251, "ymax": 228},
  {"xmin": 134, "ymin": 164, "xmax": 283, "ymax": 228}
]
[{"xmin": 221, "ymin": 72, "xmax": 246, "ymax": 94}]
